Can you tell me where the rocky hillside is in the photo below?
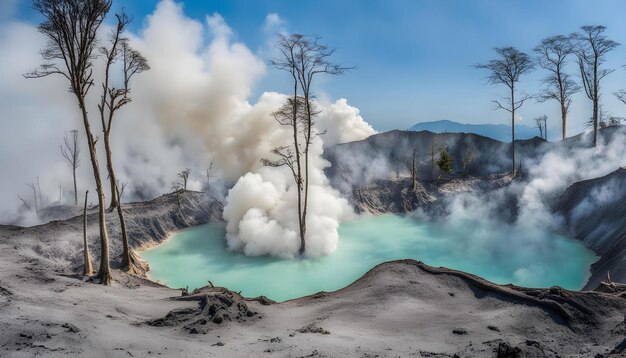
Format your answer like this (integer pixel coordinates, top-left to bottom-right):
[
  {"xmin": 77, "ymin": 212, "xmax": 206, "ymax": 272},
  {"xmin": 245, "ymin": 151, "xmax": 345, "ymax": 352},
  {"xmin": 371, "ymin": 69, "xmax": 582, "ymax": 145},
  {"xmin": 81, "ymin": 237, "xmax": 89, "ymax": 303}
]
[
  {"xmin": 325, "ymin": 126, "xmax": 626, "ymax": 290},
  {"xmin": 555, "ymin": 168, "xmax": 626, "ymax": 289},
  {"xmin": 1, "ymin": 177, "xmax": 625, "ymax": 357},
  {"xmin": 324, "ymin": 129, "xmax": 547, "ymax": 194},
  {"xmin": 352, "ymin": 174, "xmax": 512, "ymax": 215}
]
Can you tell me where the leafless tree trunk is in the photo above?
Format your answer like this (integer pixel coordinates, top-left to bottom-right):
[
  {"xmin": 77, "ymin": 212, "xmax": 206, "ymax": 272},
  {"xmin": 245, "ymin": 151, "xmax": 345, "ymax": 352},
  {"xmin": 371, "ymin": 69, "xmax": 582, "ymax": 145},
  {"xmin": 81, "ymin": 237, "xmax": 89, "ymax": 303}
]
[
  {"xmin": 206, "ymin": 161, "xmax": 215, "ymax": 191},
  {"xmin": 37, "ymin": 177, "xmax": 44, "ymax": 208},
  {"xmin": 115, "ymin": 181, "xmax": 140, "ymax": 274},
  {"xmin": 269, "ymin": 35, "xmax": 306, "ymax": 253},
  {"xmin": 26, "ymin": 0, "xmax": 113, "ymax": 285},
  {"xmin": 430, "ymin": 142, "xmax": 437, "ymax": 180},
  {"xmin": 268, "ymin": 34, "xmax": 349, "ymax": 256},
  {"xmin": 534, "ymin": 115, "xmax": 548, "ymax": 140},
  {"xmin": 61, "ymin": 129, "xmax": 80, "ymax": 205},
  {"xmin": 26, "ymin": 182, "xmax": 39, "ymax": 215},
  {"xmin": 98, "ymin": 13, "xmax": 149, "ymax": 212},
  {"xmin": 404, "ymin": 148, "xmax": 417, "ymax": 191},
  {"xmin": 573, "ymin": 26, "xmax": 619, "ymax": 147},
  {"xmin": 462, "ymin": 148, "xmax": 475, "ymax": 175},
  {"xmin": 92, "ymin": 13, "xmax": 148, "ymax": 275},
  {"xmin": 17, "ymin": 196, "xmax": 32, "ymax": 211},
  {"xmin": 616, "ymin": 89, "xmax": 626, "ymax": 106},
  {"xmin": 534, "ymin": 36, "xmax": 580, "ymax": 140},
  {"xmin": 262, "ymin": 96, "xmax": 307, "ymax": 250},
  {"xmin": 476, "ymin": 47, "xmax": 534, "ymax": 176},
  {"xmin": 173, "ymin": 169, "xmax": 190, "ymax": 191},
  {"xmin": 83, "ymin": 190, "xmax": 93, "ymax": 276}
]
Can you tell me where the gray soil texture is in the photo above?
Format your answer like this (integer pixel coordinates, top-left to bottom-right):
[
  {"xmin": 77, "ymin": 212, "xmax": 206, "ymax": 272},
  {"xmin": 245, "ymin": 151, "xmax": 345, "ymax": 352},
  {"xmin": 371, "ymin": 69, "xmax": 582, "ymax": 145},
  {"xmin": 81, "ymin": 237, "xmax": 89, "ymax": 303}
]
[{"xmin": 1, "ymin": 127, "xmax": 625, "ymax": 357}]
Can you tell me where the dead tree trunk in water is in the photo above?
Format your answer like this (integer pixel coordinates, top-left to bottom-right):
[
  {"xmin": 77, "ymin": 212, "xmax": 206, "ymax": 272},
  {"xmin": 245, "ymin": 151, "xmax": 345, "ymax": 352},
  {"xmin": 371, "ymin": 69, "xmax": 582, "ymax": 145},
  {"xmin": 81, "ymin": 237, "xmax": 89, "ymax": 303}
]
[
  {"xmin": 83, "ymin": 190, "xmax": 93, "ymax": 276},
  {"xmin": 268, "ymin": 34, "xmax": 349, "ymax": 256},
  {"xmin": 295, "ymin": 35, "xmax": 349, "ymax": 256}
]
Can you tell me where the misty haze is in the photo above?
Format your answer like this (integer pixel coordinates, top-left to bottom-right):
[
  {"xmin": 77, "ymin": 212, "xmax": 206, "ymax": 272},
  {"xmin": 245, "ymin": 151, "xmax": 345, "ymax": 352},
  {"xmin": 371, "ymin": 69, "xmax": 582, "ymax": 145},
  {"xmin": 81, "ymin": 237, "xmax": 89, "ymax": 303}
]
[{"xmin": 0, "ymin": 0, "xmax": 625, "ymax": 357}]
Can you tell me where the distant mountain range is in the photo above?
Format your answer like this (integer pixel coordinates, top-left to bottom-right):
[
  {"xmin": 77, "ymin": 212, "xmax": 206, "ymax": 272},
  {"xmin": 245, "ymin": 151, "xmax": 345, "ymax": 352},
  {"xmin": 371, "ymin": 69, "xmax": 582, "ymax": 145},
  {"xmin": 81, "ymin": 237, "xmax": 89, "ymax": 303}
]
[{"xmin": 408, "ymin": 119, "xmax": 539, "ymax": 142}]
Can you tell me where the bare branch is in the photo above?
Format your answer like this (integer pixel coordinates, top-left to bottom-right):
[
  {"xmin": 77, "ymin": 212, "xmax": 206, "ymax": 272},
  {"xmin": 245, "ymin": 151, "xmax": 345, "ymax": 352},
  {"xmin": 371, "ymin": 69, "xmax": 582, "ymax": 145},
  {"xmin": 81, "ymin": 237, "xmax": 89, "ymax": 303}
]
[
  {"xmin": 17, "ymin": 195, "xmax": 32, "ymax": 211},
  {"xmin": 616, "ymin": 90, "xmax": 626, "ymax": 106}
]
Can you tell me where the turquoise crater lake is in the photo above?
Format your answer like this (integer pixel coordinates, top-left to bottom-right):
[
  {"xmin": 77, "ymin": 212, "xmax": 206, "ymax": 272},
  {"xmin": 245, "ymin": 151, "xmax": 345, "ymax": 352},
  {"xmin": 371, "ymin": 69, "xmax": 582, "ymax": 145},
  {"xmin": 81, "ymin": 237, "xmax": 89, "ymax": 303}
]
[{"xmin": 139, "ymin": 214, "xmax": 597, "ymax": 302}]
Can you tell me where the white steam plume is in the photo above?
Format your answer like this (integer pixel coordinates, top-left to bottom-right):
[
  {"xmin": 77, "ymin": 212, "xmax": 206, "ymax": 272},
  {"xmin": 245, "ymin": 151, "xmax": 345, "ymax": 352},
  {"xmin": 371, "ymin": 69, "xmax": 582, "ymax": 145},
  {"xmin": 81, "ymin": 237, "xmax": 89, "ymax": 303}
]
[{"xmin": 0, "ymin": 0, "xmax": 377, "ymax": 262}]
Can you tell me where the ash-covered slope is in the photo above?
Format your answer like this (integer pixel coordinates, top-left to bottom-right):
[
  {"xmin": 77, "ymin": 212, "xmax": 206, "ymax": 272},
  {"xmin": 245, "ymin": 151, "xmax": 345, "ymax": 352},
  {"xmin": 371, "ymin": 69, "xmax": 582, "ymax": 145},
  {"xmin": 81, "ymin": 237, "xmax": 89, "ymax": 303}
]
[
  {"xmin": 0, "ymin": 184, "xmax": 624, "ymax": 357},
  {"xmin": 352, "ymin": 174, "xmax": 512, "ymax": 215},
  {"xmin": 324, "ymin": 126, "xmax": 623, "ymax": 196},
  {"xmin": 324, "ymin": 129, "xmax": 546, "ymax": 194},
  {"xmin": 555, "ymin": 168, "xmax": 626, "ymax": 289},
  {"xmin": 324, "ymin": 126, "xmax": 626, "ymax": 290},
  {"xmin": 1, "ymin": 191, "xmax": 222, "ymax": 275}
]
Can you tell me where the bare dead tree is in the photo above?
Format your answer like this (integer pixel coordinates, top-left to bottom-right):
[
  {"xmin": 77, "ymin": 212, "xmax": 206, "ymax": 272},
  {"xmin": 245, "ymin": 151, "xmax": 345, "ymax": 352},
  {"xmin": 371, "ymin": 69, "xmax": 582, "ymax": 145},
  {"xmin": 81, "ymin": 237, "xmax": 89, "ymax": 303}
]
[
  {"xmin": 430, "ymin": 141, "xmax": 437, "ymax": 179},
  {"xmin": 25, "ymin": 0, "xmax": 114, "ymax": 285},
  {"xmin": 393, "ymin": 164, "xmax": 401, "ymax": 179},
  {"xmin": 61, "ymin": 129, "xmax": 80, "ymax": 205},
  {"xmin": 117, "ymin": 179, "xmax": 127, "ymax": 199},
  {"xmin": 17, "ymin": 196, "xmax": 32, "ymax": 211},
  {"xmin": 96, "ymin": 12, "xmax": 148, "ymax": 275},
  {"xmin": 404, "ymin": 148, "xmax": 418, "ymax": 191},
  {"xmin": 462, "ymin": 147, "xmax": 475, "ymax": 175},
  {"xmin": 206, "ymin": 161, "xmax": 215, "ymax": 191},
  {"xmin": 83, "ymin": 190, "xmax": 93, "ymax": 276},
  {"xmin": 26, "ymin": 182, "xmax": 39, "ymax": 214},
  {"xmin": 98, "ymin": 13, "xmax": 150, "ymax": 211},
  {"xmin": 476, "ymin": 47, "xmax": 534, "ymax": 176},
  {"xmin": 616, "ymin": 90, "xmax": 626, "ymax": 106},
  {"xmin": 261, "ymin": 97, "xmax": 308, "ymax": 220},
  {"xmin": 572, "ymin": 25, "xmax": 620, "ymax": 147},
  {"xmin": 616, "ymin": 65, "xmax": 626, "ymax": 106},
  {"xmin": 270, "ymin": 35, "xmax": 307, "ymax": 254},
  {"xmin": 534, "ymin": 115, "xmax": 548, "ymax": 140},
  {"xmin": 179, "ymin": 169, "xmax": 190, "ymax": 191},
  {"xmin": 268, "ymin": 34, "xmax": 349, "ymax": 255},
  {"xmin": 534, "ymin": 35, "xmax": 580, "ymax": 140},
  {"xmin": 37, "ymin": 177, "xmax": 44, "ymax": 207}
]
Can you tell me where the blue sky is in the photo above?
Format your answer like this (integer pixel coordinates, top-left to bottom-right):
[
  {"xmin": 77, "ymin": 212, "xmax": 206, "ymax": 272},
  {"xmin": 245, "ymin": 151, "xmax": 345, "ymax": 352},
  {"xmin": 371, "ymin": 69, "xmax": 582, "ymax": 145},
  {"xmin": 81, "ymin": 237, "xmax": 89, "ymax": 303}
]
[{"xmin": 7, "ymin": 0, "xmax": 626, "ymax": 135}]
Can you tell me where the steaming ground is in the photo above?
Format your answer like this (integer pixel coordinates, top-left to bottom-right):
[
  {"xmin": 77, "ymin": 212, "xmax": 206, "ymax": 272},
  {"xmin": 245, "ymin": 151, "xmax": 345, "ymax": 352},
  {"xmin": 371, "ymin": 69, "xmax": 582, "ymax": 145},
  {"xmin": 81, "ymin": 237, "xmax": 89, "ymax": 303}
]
[
  {"xmin": 1, "ymin": 190, "xmax": 625, "ymax": 357},
  {"xmin": 325, "ymin": 125, "xmax": 626, "ymax": 286}
]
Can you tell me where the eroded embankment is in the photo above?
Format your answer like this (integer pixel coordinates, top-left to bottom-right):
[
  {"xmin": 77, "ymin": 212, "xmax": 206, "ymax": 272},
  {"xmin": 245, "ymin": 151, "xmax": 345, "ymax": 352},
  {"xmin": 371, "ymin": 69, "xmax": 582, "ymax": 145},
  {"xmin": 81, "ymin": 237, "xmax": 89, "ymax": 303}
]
[{"xmin": 0, "ymin": 191, "xmax": 223, "ymax": 276}]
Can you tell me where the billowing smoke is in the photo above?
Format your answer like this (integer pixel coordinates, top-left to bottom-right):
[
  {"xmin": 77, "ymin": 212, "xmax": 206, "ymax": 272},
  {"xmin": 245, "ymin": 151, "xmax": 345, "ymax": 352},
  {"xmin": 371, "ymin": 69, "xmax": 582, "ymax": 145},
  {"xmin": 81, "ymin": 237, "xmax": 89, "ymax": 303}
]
[
  {"xmin": 0, "ymin": 0, "xmax": 376, "ymax": 260},
  {"xmin": 223, "ymin": 135, "xmax": 355, "ymax": 259}
]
